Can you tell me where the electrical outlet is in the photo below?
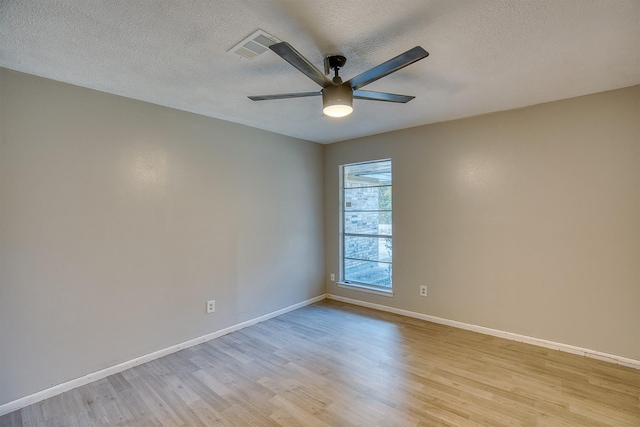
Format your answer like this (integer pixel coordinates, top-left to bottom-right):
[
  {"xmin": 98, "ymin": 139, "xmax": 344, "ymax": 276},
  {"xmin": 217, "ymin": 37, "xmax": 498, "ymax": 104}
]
[
  {"xmin": 330, "ymin": 273, "xmax": 335, "ymax": 281},
  {"xmin": 206, "ymin": 299, "xmax": 215, "ymax": 314},
  {"xmin": 420, "ymin": 285, "xmax": 427, "ymax": 297}
]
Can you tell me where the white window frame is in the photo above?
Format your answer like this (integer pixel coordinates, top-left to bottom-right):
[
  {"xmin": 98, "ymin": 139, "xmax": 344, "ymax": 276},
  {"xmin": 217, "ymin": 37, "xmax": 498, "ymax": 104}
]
[{"xmin": 339, "ymin": 159, "xmax": 393, "ymax": 297}]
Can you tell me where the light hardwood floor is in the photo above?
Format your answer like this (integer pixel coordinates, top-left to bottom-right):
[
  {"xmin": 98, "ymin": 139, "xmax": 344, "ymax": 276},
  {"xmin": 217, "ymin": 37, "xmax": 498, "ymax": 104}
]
[{"xmin": 1, "ymin": 300, "xmax": 639, "ymax": 426}]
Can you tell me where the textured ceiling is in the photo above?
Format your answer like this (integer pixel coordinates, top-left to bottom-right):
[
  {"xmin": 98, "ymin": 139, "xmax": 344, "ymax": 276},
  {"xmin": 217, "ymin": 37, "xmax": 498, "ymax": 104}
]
[{"xmin": 1, "ymin": 0, "xmax": 638, "ymax": 144}]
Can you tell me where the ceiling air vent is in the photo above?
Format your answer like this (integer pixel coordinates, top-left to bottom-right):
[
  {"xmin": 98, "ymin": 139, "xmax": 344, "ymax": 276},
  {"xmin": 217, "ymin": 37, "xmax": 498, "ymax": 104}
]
[{"xmin": 228, "ymin": 29, "xmax": 281, "ymax": 60}]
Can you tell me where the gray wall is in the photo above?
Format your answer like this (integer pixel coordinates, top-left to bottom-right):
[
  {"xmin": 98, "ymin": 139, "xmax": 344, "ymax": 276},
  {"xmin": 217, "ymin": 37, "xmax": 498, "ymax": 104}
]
[
  {"xmin": 0, "ymin": 69, "xmax": 325, "ymax": 405},
  {"xmin": 325, "ymin": 86, "xmax": 640, "ymax": 361}
]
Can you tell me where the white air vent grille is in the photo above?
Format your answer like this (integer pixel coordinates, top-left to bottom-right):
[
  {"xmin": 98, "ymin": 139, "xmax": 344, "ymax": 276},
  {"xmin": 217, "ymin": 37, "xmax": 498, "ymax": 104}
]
[{"xmin": 228, "ymin": 29, "xmax": 281, "ymax": 60}]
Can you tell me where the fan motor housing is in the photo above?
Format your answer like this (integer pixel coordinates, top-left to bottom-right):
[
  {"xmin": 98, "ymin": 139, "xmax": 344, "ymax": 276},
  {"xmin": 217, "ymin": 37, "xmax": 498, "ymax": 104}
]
[{"xmin": 322, "ymin": 82, "xmax": 353, "ymax": 117}]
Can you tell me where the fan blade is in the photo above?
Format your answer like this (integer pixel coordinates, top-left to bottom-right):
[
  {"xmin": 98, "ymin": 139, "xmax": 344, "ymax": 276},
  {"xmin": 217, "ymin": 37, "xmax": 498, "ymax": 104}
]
[
  {"xmin": 248, "ymin": 92, "xmax": 321, "ymax": 101},
  {"xmin": 269, "ymin": 42, "xmax": 332, "ymax": 88},
  {"xmin": 353, "ymin": 90, "xmax": 415, "ymax": 103},
  {"xmin": 347, "ymin": 46, "xmax": 429, "ymax": 90}
]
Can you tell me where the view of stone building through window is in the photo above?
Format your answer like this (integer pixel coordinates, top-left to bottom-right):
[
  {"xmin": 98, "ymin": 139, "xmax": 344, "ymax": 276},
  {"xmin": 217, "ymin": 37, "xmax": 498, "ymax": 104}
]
[{"xmin": 342, "ymin": 159, "xmax": 392, "ymax": 289}]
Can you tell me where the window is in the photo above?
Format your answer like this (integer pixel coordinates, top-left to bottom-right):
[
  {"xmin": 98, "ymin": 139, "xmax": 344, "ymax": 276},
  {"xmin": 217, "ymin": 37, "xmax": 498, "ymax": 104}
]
[{"xmin": 341, "ymin": 159, "xmax": 392, "ymax": 293}]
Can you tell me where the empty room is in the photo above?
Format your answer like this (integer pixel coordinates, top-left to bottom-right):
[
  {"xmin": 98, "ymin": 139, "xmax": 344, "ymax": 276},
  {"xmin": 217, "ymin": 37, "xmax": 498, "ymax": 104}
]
[{"xmin": 1, "ymin": 1, "xmax": 639, "ymax": 426}]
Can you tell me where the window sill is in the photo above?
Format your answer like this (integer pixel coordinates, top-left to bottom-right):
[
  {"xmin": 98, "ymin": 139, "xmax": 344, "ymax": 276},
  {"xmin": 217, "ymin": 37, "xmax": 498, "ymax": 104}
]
[{"xmin": 337, "ymin": 282, "xmax": 394, "ymax": 297}]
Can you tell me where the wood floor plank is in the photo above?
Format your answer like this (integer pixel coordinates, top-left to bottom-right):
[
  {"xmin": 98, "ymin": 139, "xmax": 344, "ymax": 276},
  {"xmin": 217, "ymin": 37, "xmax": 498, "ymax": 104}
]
[{"xmin": 1, "ymin": 300, "xmax": 639, "ymax": 426}]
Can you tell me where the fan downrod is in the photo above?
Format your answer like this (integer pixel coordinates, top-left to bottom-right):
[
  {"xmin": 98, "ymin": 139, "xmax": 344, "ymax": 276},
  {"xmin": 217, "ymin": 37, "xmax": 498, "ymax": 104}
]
[{"xmin": 325, "ymin": 55, "xmax": 347, "ymax": 81}]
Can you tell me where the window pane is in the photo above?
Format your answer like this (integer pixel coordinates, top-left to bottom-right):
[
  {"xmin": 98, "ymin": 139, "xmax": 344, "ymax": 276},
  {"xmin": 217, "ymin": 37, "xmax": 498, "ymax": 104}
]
[
  {"xmin": 344, "ymin": 236, "xmax": 392, "ymax": 262},
  {"xmin": 344, "ymin": 161, "xmax": 391, "ymax": 188},
  {"xmin": 342, "ymin": 159, "xmax": 392, "ymax": 289},
  {"xmin": 344, "ymin": 212, "xmax": 391, "ymax": 235},
  {"xmin": 345, "ymin": 259, "xmax": 392, "ymax": 288},
  {"xmin": 344, "ymin": 186, "xmax": 391, "ymax": 212}
]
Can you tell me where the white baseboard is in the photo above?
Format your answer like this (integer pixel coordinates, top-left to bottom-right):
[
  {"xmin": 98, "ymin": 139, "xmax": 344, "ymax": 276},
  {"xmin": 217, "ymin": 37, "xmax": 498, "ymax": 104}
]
[
  {"xmin": 0, "ymin": 294, "xmax": 327, "ymax": 417},
  {"xmin": 327, "ymin": 294, "xmax": 640, "ymax": 370}
]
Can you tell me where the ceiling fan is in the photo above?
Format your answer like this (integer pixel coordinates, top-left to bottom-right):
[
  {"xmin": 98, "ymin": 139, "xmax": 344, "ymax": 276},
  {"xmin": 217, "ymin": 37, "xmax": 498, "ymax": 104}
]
[{"xmin": 248, "ymin": 42, "xmax": 429, "ymax": 118}]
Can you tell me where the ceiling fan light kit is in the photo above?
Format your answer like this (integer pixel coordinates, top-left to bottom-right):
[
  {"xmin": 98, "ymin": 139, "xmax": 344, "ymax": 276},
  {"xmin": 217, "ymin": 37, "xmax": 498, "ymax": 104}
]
[
  {"xmin": 322, "ymin": 80, "xmax": 354, "ymax": 118},
  {"xmin": 249, "ymin": 42, "xmax": 429, "ymax": 118}
]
